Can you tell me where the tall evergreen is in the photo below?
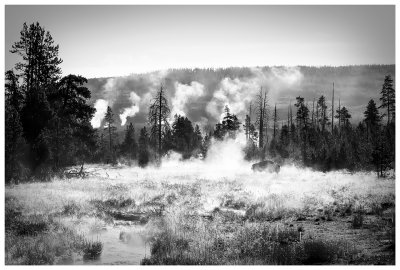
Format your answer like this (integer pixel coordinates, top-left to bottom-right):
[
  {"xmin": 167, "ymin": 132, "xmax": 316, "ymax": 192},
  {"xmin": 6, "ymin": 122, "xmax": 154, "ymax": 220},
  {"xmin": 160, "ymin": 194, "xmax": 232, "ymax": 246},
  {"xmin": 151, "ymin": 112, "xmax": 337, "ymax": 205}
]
[
  {"xmin": 379, "ymin": 75, "xmax": 395, "ymax": 124},
  {"xmin": 221, "ymin": 105, "xmax": 241, "ymax": 139},
  {"xmin": 317, "ymin": 96, "xmax": 329, "ymax": 132},
  {"xmin": 171, "ymin": 115, "xmax": 195, "ymax": 158},
  {"xmin": 295, "ymin": 96, "xmax": 310, "ymax": 130},
  {"xmin": 364, "ymin": 99, "xmax": 381, "ymax": 138},
  {"xmin": 121, "ymin": 122, "xmax": 137, "ymax": 161},
  {"xmin": 47, "ymin": 74, "xmax": 95, "ymax": 168}
]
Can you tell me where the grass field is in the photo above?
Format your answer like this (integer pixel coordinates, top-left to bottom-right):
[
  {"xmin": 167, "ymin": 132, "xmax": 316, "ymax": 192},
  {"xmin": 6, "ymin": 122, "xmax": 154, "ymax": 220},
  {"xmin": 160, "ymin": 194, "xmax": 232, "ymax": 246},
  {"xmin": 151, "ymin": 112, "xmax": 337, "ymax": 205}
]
[{"xmin": 5, "ymin": 156, "xmax": 395, "ymax": 265}]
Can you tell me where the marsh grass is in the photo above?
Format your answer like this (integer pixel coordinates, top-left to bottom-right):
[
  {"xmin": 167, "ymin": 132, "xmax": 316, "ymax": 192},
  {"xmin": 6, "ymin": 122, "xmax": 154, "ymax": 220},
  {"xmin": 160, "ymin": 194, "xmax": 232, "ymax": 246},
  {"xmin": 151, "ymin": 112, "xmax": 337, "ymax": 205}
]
[
  {"xmin": 5, "ymin": 164, "xmax": 395, "ymax": 265},
  {"xmin": 142, "ymin": 216, "xmax": 357, "ymax": 265},
  {"xmin": 5, "ymin": 217, "xmax": 88, "ymax": 265},
  {"xmin": 82, "ymin": 238, "xmax": 103, "ymax": 260},
  {"xmin": 5, "ymin": 195, "xmax": 100, "ymax": 265}
]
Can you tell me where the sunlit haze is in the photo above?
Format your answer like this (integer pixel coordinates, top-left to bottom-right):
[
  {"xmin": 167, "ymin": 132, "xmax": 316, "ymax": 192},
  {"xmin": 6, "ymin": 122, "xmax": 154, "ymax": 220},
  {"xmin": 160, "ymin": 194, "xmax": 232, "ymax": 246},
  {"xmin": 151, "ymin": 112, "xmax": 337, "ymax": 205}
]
[{"xmin": 5, "ymin": 5, "xmax": 395, "ymax": 78}]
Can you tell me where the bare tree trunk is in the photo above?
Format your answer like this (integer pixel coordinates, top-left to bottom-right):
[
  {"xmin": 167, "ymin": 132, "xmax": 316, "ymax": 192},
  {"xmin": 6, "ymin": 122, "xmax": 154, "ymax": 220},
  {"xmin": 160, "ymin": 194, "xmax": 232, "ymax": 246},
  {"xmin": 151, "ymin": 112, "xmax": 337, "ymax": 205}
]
[
  {"xmin": 290, "ymin": 101, "xmax": 293, "ymax": 130},
  {"xmin": 263, "ymin": 92, "xmax": 268, "ymax": 144},
  {"xmin": 56, "ymin": 118, "xmax": 59, "ymax": 168},
  {"xmin": 108, "ymin": 122, "xmax": 112, "ymax": 163},
  {"xmin": 387, "ymin": 96, "xmax": 390, "ymax": 125},
  {"xmin": 273, "ymin": 104, "xmax": 276, "ymax": 139},
  {"xmin": 332, "ymin": 82, "xmax": 334, "ymax": 133},
  {"xmin": 159, "ymin": 87, "xmax": 162, "ymax": 158},
  {"xmin": 311, "ymin": 98, "xmax": 314, "ymax": 129},
  {"xmin": 338, "ymin": 99, "xmax": 341, "ymax": 134},
  {"xmin": 258, "ymin": 88, "xmax": 264, "ymax": 149},
  {"xmin": 316, "ymin": 103, "xmax": 319, "ymax": 130}
]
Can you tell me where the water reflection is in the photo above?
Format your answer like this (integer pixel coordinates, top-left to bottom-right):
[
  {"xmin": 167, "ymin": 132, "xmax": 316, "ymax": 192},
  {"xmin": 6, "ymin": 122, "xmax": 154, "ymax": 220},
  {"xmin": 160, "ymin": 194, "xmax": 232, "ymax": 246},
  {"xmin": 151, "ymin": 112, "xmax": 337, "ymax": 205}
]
[{"xmin": 58, "ymin": 217, "xmax": 151, "ymax": 265}]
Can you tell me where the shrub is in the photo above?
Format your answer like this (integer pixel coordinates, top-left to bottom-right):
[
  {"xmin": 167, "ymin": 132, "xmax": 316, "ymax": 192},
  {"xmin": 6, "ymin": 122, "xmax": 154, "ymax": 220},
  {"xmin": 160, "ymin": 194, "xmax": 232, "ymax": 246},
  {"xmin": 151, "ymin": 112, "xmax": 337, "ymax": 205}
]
[
  {"xmin": 82, "ymin": 239, "xmax": 103, "ymax": 260},
  {"xmin": 352, "ymin": 212, "xmax": 364, "ymax": 229},
  {"xmin": 302, "ymin": 239, "xmax": 336, "ymax": 264}
]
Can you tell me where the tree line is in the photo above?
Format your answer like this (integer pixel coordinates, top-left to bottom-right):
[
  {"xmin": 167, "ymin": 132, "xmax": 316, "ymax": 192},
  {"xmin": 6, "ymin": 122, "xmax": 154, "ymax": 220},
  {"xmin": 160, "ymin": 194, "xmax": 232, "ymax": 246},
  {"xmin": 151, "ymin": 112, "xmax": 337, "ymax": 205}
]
[
  {"xmin": 93, "ymin": 72, "xmax": 395, "ymax": 179},
  {"xmin": 5, "ymin": 22, "xmax": 395, "ymax": 184},
  {"xmin": 266, "ymin": 78, "xmax": 395, "ymax": 176}
]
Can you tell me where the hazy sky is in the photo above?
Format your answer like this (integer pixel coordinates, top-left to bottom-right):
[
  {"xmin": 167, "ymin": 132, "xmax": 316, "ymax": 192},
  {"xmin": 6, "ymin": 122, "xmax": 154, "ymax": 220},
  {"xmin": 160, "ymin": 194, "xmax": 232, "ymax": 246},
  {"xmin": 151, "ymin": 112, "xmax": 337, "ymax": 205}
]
[{"xmin": 5, "ymin": 5, "xmax": 395, "ymax": 78}]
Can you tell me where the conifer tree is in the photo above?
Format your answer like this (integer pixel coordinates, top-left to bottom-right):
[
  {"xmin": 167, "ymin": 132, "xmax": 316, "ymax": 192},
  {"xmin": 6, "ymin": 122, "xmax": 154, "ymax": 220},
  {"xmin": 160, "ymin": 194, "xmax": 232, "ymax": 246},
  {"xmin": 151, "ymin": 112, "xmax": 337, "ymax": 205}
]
[
  {"xmin": 379, "ymin": 75, "xmax": 395, "ymax": 125},
  {"xmin": 121, "ymin": 122, "xmax": 137, "ymax": 160}
]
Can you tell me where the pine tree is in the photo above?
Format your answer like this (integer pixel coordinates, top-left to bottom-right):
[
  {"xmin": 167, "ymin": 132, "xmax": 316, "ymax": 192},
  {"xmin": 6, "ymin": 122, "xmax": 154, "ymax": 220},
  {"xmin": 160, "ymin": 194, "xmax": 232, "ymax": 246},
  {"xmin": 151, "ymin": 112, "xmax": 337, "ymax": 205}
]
[
  {"xmin": 317, "ymin": 96, "xmax": 329, "ymax": 132},
  {"xmin": 171, "ymin": 115, "xmax": 195, "ymax": 158},
  {"xmin": 47, "ymin": 74, "xmax": 95, "ymax": 168},
  {"xmin": 335, "ymin": 106, "xmax": 351, "ymax": 129},
  {"xmin": 121, "ymin": 122, "xmax": 137, "ymax": 161},
  {"xmin": 379, "ymin": 75, "xmax": 395, "ymax": 125},
  {"xmin": 221, "ymin": 105, "xmax": 241, "ymax": 139},
  {"xmin": 213, "ymin": 123, "xmax": 225, "ymax": 140},
  {"xmin": 295, "ymin": 96, "xmax": 310, "ymax": 130},
  {"xmin": 10, "ymin": 22, "xmax": 62, "ymax": 174},
  {"xmin": 364, "ymin": 99, "xmax": 381, "ymax": 139},
  {"xmin": 10, "ymin": 22, "xmax": 62, "ymax": 92}
]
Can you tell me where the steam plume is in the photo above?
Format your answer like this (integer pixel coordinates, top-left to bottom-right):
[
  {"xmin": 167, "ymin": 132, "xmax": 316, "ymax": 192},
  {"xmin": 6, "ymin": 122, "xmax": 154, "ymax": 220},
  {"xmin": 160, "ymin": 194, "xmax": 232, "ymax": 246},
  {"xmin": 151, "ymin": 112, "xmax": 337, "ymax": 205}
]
[
  {"xmin": 171, "ymin": 81, "xmax": 205, "ymax": 117},
  {"xmin": 119, "ymin": 92, "xmax": 141, "ymax": 126},
  {"xmin": 91, "ymin": 99, "xmax": 109, "ymax": 128}
]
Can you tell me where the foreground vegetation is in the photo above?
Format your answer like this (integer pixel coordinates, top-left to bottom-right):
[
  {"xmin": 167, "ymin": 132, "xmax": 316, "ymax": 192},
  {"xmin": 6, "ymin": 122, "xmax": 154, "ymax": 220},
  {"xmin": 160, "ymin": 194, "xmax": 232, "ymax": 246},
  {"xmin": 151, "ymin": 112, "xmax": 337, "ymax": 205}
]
[{"xmin": 5, "ymin": 163, "xmax": 395, "ymax": 265}]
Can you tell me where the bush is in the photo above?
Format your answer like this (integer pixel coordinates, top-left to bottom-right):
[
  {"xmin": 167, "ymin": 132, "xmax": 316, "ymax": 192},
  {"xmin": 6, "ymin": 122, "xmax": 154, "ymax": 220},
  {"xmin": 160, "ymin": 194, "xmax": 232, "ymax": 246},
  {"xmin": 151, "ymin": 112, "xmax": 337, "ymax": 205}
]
[
  {"xmin": 352, "ymin": 212, "xmax": 364, "ymax": 229},
  {"xmin": 83, "ymin": 239, "xmax": 103, "ymax": 260},
  {"xmin": 302, "ymin": 240, "xmax": 337, "ymax": 264}
]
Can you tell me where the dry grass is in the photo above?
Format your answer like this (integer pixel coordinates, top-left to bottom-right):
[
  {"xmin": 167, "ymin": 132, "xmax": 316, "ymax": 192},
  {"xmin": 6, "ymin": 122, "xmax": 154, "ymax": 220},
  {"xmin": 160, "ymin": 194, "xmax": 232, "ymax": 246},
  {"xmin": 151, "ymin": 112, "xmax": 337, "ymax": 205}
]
[{"xmin": 5, "ymin": 163, "xmax": 395, "ymax": 265}]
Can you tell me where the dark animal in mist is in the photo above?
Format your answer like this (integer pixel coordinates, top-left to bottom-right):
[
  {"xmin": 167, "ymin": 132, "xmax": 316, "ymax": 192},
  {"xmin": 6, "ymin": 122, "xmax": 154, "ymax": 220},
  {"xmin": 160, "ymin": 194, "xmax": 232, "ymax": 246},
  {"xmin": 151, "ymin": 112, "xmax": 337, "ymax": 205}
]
[{"xmin": 252, "ymin": 160, "xmax": 281, "ymax": 173}]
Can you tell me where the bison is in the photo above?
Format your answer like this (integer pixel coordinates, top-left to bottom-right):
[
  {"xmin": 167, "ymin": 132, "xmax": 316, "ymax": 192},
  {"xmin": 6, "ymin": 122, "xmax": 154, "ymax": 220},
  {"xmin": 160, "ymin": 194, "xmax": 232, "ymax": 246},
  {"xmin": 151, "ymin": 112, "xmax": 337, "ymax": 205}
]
[{"xmin": 251, "ymin": 160, "xmax": 280, "ymax": 173}]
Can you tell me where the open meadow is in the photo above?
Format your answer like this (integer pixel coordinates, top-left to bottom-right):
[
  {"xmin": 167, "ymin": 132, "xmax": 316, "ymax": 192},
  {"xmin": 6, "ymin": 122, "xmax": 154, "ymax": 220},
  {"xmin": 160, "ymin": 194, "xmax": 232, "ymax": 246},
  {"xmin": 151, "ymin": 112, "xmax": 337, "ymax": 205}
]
[
  {"xmin": 5, "ymin": 145, "xmax": 395, "ymax": 265},
  {"xmin": 4, "ymin": 5, "xmax": 396, "ymax": 266}
]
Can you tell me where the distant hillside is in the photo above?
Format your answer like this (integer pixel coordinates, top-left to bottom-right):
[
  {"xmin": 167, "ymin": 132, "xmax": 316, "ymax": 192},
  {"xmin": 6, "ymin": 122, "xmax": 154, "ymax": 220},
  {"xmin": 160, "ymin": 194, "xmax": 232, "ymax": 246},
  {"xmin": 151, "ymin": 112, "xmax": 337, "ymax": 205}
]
[{"xmin": 86, "ymin": 65, "xmax": 395, "ymax": 130}]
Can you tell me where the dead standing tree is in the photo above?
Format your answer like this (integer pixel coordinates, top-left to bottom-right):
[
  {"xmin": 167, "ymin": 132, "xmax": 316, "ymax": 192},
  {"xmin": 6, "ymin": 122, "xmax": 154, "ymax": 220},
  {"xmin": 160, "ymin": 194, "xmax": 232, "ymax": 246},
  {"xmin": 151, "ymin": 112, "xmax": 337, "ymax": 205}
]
[
  {"xmin": 104, "ymin": 106, "xmax": 117, "ymax": 164},
  {"xmin": 148, "ymin": 85, "xmax": 170, "ymax": 163},
  {"xmin": 254, "ymin": 87, "xmax": 270, "ymax": 159},
  {"xmin": 273, "ymin": 103, "xmax": 278, "ymax": 139}
]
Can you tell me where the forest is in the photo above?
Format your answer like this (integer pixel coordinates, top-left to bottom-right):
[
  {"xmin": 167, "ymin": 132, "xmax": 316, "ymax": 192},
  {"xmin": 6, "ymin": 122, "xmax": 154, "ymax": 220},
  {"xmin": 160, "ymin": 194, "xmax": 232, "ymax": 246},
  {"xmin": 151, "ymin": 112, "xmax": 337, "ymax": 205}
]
[{"xmin": 5, "ymin": 22, "xmax": 396, "ymax": 184}]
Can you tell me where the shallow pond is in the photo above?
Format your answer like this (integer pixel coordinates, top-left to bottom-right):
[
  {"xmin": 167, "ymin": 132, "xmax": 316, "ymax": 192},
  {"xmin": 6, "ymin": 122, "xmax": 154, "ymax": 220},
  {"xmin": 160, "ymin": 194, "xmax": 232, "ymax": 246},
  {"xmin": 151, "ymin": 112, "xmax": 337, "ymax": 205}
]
[{"xmin": 58, "ymin": 217, "xmax": 151, "ymax": 265}]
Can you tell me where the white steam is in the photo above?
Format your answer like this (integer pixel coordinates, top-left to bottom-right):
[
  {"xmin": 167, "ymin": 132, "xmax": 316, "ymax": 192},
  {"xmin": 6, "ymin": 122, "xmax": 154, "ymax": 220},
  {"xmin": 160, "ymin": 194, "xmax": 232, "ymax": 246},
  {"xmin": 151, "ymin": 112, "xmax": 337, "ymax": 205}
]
[
  {"xmin": 119, "ymin": 92, "xmax": 141, "ymax": 126},
  {"xmin": 171, "ymin": 81, "xmax": 205, "ymax": 117},
  {"xmin": 206, "ymin": 67, "xmax": 304, "ymax": 121},
  {"xmin": 206, "ymin": 77, "xmax": 260, "ymax": 121},
  {"xmin": 91, "ymin": 99, "xmax": 109, "ymax": 128},
  {"xmin": 160, "ymin": 131, "xmax": 251, "ymax": 179},
  {"xmin": 102, "ymin": 78, "xmax": 120, "ymax": 106}
]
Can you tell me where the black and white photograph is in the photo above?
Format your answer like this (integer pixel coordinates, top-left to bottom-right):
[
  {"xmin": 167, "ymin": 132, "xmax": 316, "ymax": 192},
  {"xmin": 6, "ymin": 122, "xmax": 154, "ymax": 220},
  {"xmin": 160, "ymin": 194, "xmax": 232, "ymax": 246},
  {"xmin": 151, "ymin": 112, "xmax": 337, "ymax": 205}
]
[{"xmin": 3, "ymin": 2, "xmax": 397, "ymax": 266}]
